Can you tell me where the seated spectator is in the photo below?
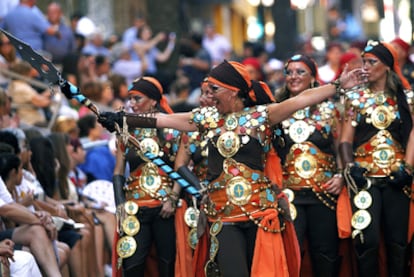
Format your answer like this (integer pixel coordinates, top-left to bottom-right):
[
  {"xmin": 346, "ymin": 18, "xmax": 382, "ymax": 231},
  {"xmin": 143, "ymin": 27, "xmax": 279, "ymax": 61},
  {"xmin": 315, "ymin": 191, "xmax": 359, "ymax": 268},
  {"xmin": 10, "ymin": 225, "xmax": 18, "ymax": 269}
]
[
  {"xmin": 0, "ymin": 169, "xmax": 62, "ymax": 276},
  {"xmin": 0, "ymin": 33, "xmax": 19, "ymax": 90},
  {"xmin": 77, "ymin": 115, "xmax": 115, "ymax": 182},
  {"xmin": 78, "ymin": 80, "xmax": 114, "ymax": 117},
  {"xmin": 7, "ymin": 61, "xmax": 51, "ymax": 127},
  {"xmin": 0, "ymin": 238, "xmax": 42, "ymax": 277},
  {"xmin": 30, "ymin": 133, "xmax": 101, "ymax": 277}
]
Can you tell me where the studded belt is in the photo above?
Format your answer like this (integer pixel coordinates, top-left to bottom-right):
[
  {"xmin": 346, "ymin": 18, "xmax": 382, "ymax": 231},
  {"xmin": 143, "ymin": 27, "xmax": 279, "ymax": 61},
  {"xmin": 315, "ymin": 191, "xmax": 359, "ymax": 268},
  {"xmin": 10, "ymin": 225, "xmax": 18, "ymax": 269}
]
[
  {"xmin": 283, "ymin": 142, "xmax": 336, "ymax": 191},
  {"xmin": 354, "ymin": 130, "xmax": 404, "ymax": 177},
  {"xmin": 204, "ymin": 159, "xmax": 278, "ymax": 221},
  {"xmin": 124, "ymin": 162, "xmax": 173, "ymax": 206}
]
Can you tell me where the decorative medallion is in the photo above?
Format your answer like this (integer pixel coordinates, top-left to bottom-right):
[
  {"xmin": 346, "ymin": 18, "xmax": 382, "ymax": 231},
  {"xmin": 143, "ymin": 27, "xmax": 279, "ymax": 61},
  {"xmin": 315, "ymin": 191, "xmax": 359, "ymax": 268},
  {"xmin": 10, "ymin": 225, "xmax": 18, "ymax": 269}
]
[
  {"xmin": 124, "ymin": 201, "xmax": 139, "ymax": 215},
  {"xmin": 372, "ymin": 143, "xmax": 395, "ymax": 169},
  {"xmin": 184, "ymin": 207, "xmax": 200, "ymax": 228},
  {"xmin": 288, "ymin": 120, "xmax": 311, "ymax": 143},
  {"xmin": 217, "ymin": 131, "xmax": 240, "ymax": 158},
  {"xmin": 294, "ymin": 153, "xmax": 317, "ymax": 179},
  {"xmin": 139, "ymin": 163, "xmax": 162, "ymax": 193},
  {"xmin": 353, "ymin": 190, "xmax": 372, "ymax": 210},
  {"xmin": 226, "ymin": 176, "xmax": 252, "ymax": 206},
  {"xmin": 116, "ymin": 236, "xmax": 137, "ymax": 258},
  {"xmin": 122, "ymin": 215, "xmax": 140, "ymax": 236},
  {"xmin": 371, "ymin": 106, "xmax": 394, "ymax": 129},
  {"xmin": 351, "ymin": 210, "xmax": 371, "ymax": 230}
]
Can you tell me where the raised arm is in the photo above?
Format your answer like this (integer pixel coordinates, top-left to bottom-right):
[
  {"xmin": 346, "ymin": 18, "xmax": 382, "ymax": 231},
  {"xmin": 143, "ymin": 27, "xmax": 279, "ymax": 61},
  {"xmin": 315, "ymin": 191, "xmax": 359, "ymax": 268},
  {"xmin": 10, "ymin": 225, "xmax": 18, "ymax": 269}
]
[
  {"xmin": 268, "ymin": 67, "xmax": 366, "ymax": 126},
  {"xmin": 155, "ymin": 112, "xmax": 197, "ymax": 131},
  {"xmin": 268, "ymin": 84, "xmax": 337, "ymax": 126},
  {"xmin": 98, "ymin": 111, "xmax": 198, "ymax": 133}
]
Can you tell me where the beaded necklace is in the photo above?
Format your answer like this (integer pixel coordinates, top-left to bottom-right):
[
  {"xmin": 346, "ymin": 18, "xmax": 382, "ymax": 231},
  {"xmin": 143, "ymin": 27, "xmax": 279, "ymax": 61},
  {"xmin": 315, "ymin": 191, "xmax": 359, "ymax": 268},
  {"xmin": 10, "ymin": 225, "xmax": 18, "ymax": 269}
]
[{"xmin": 345, "ymin": 89, "xmax": 399, "ymax": 129}]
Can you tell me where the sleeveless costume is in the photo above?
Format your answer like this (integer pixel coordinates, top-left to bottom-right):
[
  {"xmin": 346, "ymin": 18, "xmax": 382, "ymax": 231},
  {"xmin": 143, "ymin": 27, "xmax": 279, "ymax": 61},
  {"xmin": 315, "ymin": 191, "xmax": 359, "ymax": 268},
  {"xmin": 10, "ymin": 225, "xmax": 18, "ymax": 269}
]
[
  {"xmin": 191, "ymin": 105, "xmax": 300, "ymax": 277},
  {"xmin": 343, "ymin": 87, "xmax": 414, "ymax": 276},
  {"xmin": 274, "ymin": 100, "xmax": 342, "ymax": 275}
]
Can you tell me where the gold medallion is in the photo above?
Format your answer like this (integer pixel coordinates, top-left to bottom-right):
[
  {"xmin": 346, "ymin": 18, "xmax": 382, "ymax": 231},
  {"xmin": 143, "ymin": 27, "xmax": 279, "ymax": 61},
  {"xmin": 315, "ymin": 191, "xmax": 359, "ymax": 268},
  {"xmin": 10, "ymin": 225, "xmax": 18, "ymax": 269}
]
[
  {"xmin": 139, "ymin": 163, "xmax": 162, "ymax": 193},
  {"xmin": 282, "ymin": 188, "xmax": 295, "ymax": 202},
  {"xmin": 226, "ymin": 176, "xmax": 252, "ymax": 206},
  {"xmin": 294, "ymin": 153, "xmax": 317, "ymax": 179},
  {"xmin": 371, "ymin": 106, "xmax": 394, "ymax": 129},
  {"xmin": 187, "ymin": 228, "xmax": 198, "ymax": 250},
  {"xmin": 351, "ymin": 210, "xmax": 371, "ymax": 230},
  {"xmin": 353, "ymin": 190, "xmax": 372, "ymax": 210},
  {"xmin": 289, "ymin": 120, "xmax": 311, "ymax": 143},
  {"xmin": 116, "ymin": 236, "xmax": 137, "ymax": 258},
  {"xmin": 124, "ymin": 201, "xmax": 139, "ymax": 215},
  {"xmin": 372, "ymin": 143, "xmax": 395, "ymax": 169},
  {"xmin": 140, "ymin": 138, "xmax": 160, "ymax": 156},
  {"xmin": 217, "ymin": 131, "xmax": 240, "ymax": 158},
  {"xmin": 289, "ymin": 202, "xmax": 297, "ymax": 221},
  {"xmin": 184, "ymin": 207, "xmax": 200, "ymax": 228},
  {"xmin": 224, "ymin": 114, "xmax": 238, "ymax": 131},
  {"xmin": 122, "ymin": 215, "xmax": 140, "ymax": 236}
]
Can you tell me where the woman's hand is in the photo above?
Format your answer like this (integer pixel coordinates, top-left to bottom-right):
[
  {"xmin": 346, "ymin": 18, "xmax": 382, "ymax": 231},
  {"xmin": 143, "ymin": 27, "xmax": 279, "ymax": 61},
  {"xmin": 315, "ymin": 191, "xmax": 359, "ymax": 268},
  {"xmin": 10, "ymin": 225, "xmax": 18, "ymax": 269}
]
[
  {"xmin": 35, "ymin": 211, "xmax": 58, "ymax": 240},
  {"xmin": 0, "ymin": 239, "xmax": 14, "ymax": 261},
  {"xmin": 323, "ymin": 175, "xmax": 344, "ymax": 195},
  {"xmin": 0, "ymin": 238, "xmax": 14, "ymax": 270},
  {"xmin": 339, "ymin": 65, "xmax": 368, "ymax": 89},
  {"xmin": 159, "ymin": 199, "xmax": 176, "ymax": 219}
]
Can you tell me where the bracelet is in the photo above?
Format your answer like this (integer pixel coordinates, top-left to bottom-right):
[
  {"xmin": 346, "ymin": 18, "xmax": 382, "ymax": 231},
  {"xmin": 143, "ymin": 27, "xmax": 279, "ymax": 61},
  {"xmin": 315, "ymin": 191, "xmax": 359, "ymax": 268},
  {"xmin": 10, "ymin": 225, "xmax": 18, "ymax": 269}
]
[
  {"xmin": 402, "ymin": 161, "xmax": 414, "ymax": 175},
  {"xmin": 334, "ymin": 173, "xmax": 343, "ymax": 178},
  {"xmin": 330, "ymin": 79, "xmax": 345, "ymax": 95}
]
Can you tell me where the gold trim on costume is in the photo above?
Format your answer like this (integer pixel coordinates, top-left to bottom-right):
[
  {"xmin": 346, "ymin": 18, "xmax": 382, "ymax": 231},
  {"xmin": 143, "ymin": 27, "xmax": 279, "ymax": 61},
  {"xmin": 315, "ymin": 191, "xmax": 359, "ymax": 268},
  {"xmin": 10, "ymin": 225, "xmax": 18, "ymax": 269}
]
[
  {"xmin": 351, "ymin": 210, "xmax": 371, "ymax": 230},
  {"xmin": 226, "ymin": 176, "xmax": 252, "ymax": 206},
  {"xmin": 184, "ymin": 207, "xmax": 200, "ymax": 228},
  {"xmin": 116, "ymin": 236, "xmax": 137, "ymax": 258},
  {"xmin": 217, "ymin": 131, "xmax": 241, "ymax": 158},
  {"xmin": 353, "ymin": 190, "xmax": 372, "ymax": 210},
  {"xmin": 122, "ymin": 215, "xmax": 140, "ymax": 236},
  {"xmin": 139, "ymin": 162, "xmax": 162, "ymax": 193}
]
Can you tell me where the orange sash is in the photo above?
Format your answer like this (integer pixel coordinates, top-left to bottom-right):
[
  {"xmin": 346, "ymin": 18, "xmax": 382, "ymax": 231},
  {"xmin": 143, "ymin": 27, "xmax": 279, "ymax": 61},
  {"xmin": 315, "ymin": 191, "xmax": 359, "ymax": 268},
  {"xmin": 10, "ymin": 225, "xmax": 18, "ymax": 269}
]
[
  {"xmin": 336, "ymin": 187, "xmax": 353, "ymax": 238},
  {"xmin": 174, "ymin": 201, "xmax": 193, "ymax": 277},
  {"xmin": 251, "ymin": 209, "xmax": 299, "ymax": 277}
]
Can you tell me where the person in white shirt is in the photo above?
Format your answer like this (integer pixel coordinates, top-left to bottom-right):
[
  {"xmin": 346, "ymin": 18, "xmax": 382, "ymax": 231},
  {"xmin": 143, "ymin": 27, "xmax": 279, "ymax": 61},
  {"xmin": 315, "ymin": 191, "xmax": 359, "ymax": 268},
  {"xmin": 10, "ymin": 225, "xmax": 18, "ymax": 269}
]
[
  {"xmin": 202, "ymin": 23, "xmax": 232, "ymax": 66},
  {"xmin": 318, "ymin": 42, "xmax": 344, "ymax": 84},
  {"xmin": 0, "ymin": 177, "xmax": 62, "ymax": 277}
]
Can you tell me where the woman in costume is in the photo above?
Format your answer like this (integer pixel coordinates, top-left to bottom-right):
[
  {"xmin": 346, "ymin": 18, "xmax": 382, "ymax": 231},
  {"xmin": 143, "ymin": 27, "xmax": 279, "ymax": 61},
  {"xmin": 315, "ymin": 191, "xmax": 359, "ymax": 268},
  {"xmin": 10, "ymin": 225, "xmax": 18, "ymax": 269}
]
[
  {"xmin": 274, "ymin": 54, "xmax": 343, "ymax": 276},
  {"xmin": 339, "ymin": 40, "xmax": 414, "ymax": 276},
  {"xmin": 111, "ymin": 77, "xmax": 182, "ymax": 277}
]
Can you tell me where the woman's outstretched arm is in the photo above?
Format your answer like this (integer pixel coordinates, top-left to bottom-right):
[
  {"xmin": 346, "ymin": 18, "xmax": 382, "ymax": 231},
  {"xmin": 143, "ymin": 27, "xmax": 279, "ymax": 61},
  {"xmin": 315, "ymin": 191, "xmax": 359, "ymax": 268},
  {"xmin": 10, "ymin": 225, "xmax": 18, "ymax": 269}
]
[{"xmin": 268, "ymin": 67, "xmax": 366, "ymax": 126}]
